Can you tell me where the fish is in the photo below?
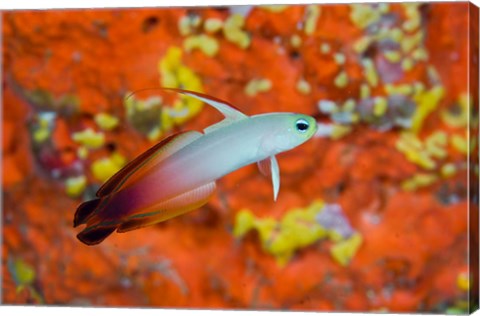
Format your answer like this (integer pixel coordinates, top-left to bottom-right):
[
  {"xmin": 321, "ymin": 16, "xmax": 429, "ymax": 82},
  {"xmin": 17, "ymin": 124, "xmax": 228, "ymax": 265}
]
[{"xmin": 73, "ymin": 88, "xmax": 318, "ymax": 245}]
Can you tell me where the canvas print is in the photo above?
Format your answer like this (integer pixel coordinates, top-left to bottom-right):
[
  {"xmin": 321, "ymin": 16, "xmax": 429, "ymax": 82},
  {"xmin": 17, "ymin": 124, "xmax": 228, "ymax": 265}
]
[{"xmin": 1, "ymin": 1, "xmax": 479, "ymax": 313}]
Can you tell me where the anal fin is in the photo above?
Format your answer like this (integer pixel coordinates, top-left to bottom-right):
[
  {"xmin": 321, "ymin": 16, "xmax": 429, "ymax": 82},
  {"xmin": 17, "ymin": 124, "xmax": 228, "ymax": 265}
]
[{"xmin": 117, "ymin": 181, "xmax": 217, "ymax": 232}]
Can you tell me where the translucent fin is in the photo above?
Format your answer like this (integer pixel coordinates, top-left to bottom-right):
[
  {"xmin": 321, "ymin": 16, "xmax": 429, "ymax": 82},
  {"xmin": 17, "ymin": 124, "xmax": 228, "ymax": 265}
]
[
  {"xmin": 270, "ymin": 156, "xmax": 280, "ymax": 201},
  {"xmin": 96, "ymin": 131, "xmax": 202, "ymax": 197},
  {"xmin": 74, "ymin": 198, "xmax": 102, "ymax": 227},
  {"xmin": 117, "ymin": 181, "xmax": 216, "ymax": 232},
  {"xmin": 257, "ymin": 156, "xmax": 280, "ymax": 201},
  {"xmin": 257, "ymin": 158, "xmax": 271, "ymax": 177}
]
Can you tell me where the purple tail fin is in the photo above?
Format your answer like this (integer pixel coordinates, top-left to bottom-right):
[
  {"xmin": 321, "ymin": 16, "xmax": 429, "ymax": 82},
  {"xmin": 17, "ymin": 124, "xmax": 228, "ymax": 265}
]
[
  {"xmin": 74, "ymin": 197, "xmax": 121, "ymax": 245},
  {"xmin": 76, "ymin": 225, "xmax": 117, "ymax": 246},
  {"xmin": 73, "ymin": 198, "xmax": 101, "ymax": 227}
]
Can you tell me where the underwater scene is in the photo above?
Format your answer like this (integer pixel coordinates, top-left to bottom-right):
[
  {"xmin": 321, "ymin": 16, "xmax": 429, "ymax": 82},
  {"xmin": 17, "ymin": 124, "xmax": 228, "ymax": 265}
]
[{"xmin": 2, "ymin": 2, "xmax": 479, "ymax": 313}]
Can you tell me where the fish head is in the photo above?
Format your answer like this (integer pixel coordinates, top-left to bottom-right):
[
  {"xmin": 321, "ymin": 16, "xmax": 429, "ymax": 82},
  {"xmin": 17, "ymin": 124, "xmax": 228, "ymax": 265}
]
[{"xmin": 264, "ymin": 113, "xmax": 318, "ymax": 154}]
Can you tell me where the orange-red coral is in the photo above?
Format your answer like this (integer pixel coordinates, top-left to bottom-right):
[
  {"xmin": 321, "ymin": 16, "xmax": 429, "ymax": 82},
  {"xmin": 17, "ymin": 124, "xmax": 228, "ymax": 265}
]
[{"xmin": 1, "ymin": 3, "xmax": 475, "ymax": 312}]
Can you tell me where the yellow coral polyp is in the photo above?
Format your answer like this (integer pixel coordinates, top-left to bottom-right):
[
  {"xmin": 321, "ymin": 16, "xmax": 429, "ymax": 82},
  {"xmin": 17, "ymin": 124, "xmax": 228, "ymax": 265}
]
[
  {"xmin": 183, "ymin": 34, "xmax": 220, "ymax": 57},
  {"xmin": 362, "ymin": 58, "xmax": 378, "ymax": 87},
  {"xmin": 158, "ymin": 46, "xmax": 205, "ymax": 131},
  {"xmin": 204, "ymin": 18, "xmax": 223, "ymax": 33},
  {"xmin": 385, "ymin": 84, "xmax": 413, "ymax": 96},
  {"xmin": 388, "ymin": 27, "xmax": 404, "ymax": 43},
  {"xmin": 178, "ymin": 16, "xmax": 192, "ymax": 36},
  {"xmin": 233, "ymin": 199, "xmax": 361, "ymax": 267},
  {"xmin": 383, "ymin": 50, "xmax": 402, "ymax": 63},
  {"xmin": 353, "ymin": 36, "xmax": 372, "ymax": 54},
  {"xmin": 91, "ymin": 153, "xmax": 126, "ymax": 183},
  {"xmin": 304, "ymin": 5, "xmax": 321, "ymax": 35},
  {"xmin": 398, "ymin": 132, "xmax": 423, "ymax": 150},
  {"xmin": 331, "ymin": 124, "xmax": 352, "ymax": 140},
  {"xmin": 401, "ymin": 173, "xmax": 438, "ymax": 191},
  {"xmin": 320, "ymin": 42, "xmax": 331, "ymax": 54},
  {"xmin": 412, "ymin": 47, "xmax": 429, "ymax": 61},
  {"xmin": 440, "ymin": 163, "xmax": 457, "ymax": 178},
  {"xmin": 72, "ymin": 128, "xmax": 105, "ymax": 149},
  {"xmin": 260, "ymin": 5, "xmax": 288, "ymax": 13},
  {"xmin": 360, "ymin": 84, "xmax": 370, "ymax": 99},
  {"xmin": 425, "ymin": 131, "xmax": 448, "ymax": 159},
  {"xmin": 233, "ymin": 209, "xmax": 256, "ymax": 238},
  {"xmin": 77, "ymin": 146, "xmax": 89, "ymax": 160},
  {"xmin": 350, "ymin": 4, "xmax": 382, "ymax": 29},
  {"xmin": 334, "ymin": 53, "xmax": 346, "ymax": 65},
  {"xmin": 402, "ymin": 17, "xmax": 420, "ymax": 32},
  {"xmin": 223, "ymin": 14, "xmax": 250, "ymax": 49},
  {"xmin": 255, "ymin": 218, "xmax": 278, "ymax": 247},
  {"xmin": 159, "ymin": 46, "xmax": 183, "ymax": 74},
  {"xmin": 402, "ymin": 3, "xmax": 421, "ymax": 32},
  {"xmin": 396, "ymin": 132, "xmax": 439, "ymax": 170},
  {"xmin": 245, "ymin": 78, "xmax": 272, "ymax": 96},
  {"xmin": 160, "ymin": 109, "xmax": 175, "ymax": 132},
  {"xmin": 176, "ymin": 67, "xmax": 203, "ymax": 92},
  {"xmin": 401, "ymin": 30, "xmax": 424, "ymax": 54},
  {"xmin": 225, "ymin": 28, "xmax": 250, "ymax": 49},
  {"xmin": 412, "ymin": 152, "xmax": 436, "ymax": 170},
  {"xmin": 290, "ymin": 34, "xmax": 302, "ymax": 48},
  {"xmin": 225, "ymin": 13, "xmax": 245, "ymax": 29},
  {"xmin": 441, "ymin": 94, "xmax": 469, "ymax": 128},
  {"xmin": 178, "ymin": 15, "xmax": 201, "ymax": 36},
  {"xmin": 456, "ymin": 272, "xmax": 470, "ymax": 291},
  {"xmin": 451, "ymin": 134, "xmax": 469, "ymax": 155},
  {"xmin": 343, "ymin": 99, "xmax": 356, "ymax": 112},
  {"xmin": 401, "ymin": 58, "xmax": 414, "ymax": 71},
  {"xmin": 94, "ymin": 113, "xmax": 119, "ymax": 131},
  {"xmin": 334, "ymin": 71, "xmax": 349, "ymax": 88},
  {"xmin": 65, "ymin": 175, "xmax": 87, "ymax": 198},
  {"xmin": 296, "ymin": 78, "xmax": 311, "ymax": 95},
  {"xmin": 124, "ymin": 95, "xmax": 162, "ymax": 117},
  {"xmin": 411, "ymin": 85, "xmax": 445, "ymax": 134},
  {"xmin": 33, "ymin": 127, "xmax": 50, "ymax": 143},
  {"xmin": 11, "ymin": 259, "xmax": 36, "ymax": 287},
  {"xmin": 147, "ymin": 126, "xmax": 162, "ymax": 142},
  {"xmin": 330, "ymin": 233, "xmax": 363, "ymax": 267},
  {"xmin": 373, "ymin": 97, "xmax": 388, "ymax": 117}
]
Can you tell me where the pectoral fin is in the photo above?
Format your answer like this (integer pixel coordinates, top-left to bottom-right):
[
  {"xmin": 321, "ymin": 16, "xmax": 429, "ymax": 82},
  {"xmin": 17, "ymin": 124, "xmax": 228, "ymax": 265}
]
[
  {"xmin": 257, "ymin": 156, "xmax": 280, "ymax": 201},
  {"xmin": 117, "ymin": 181, "xmax": 217, "ymax": 232},
  {"xmin": 96, "ymin": 131, "xmax": 202, "ymax": 197},
  {"xmin": 257, "ymin": 158, "xmax": 271, "ymax": 177}
]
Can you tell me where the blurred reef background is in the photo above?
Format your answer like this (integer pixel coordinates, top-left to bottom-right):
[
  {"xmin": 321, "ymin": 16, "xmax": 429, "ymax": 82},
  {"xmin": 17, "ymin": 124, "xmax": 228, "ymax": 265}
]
[{"xmin": 1, "ymin": 2, "xmax": 477, "ymax": 312}]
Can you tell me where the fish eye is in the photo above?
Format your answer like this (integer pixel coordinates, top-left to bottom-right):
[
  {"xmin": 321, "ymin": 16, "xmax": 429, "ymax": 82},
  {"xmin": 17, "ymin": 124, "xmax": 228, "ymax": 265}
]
[{"xmin": 295, "ymin": 119, "xmax": 310, "ymax": 133}]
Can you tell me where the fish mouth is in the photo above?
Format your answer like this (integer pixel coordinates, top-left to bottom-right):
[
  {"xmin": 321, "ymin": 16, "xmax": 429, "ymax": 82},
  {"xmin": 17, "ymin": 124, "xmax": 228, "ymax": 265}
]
[{"xmin": 306, "ymin": 116, "xmax": 318, "ymax": 137}]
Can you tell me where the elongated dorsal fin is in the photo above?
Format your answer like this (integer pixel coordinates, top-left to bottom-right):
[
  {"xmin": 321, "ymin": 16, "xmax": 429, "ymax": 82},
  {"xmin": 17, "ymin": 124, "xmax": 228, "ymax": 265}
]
[
  {"xmin": 257, "ymin": 156, "xmax": 280, "ymax": 201},
  {"xmin": 164, "ymin": 88, "xmax": 247, "ymax": 120},
  {"xmin": 163, "ymin": 88, "xmax": 248, "ymax": 133},
  {"xmin": 117, "ymin": 181, "xmax": 217, "ymax": 232},
  {"xmin": 96, "ymin": 131, "xmax": 202, "ymax": 197}
]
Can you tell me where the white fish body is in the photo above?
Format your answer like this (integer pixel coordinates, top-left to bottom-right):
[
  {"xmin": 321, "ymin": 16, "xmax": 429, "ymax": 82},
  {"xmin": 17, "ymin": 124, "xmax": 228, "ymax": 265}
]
[{"xmin": 74, "ymin": 89, "xmax": 317, "ymax": 245}]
